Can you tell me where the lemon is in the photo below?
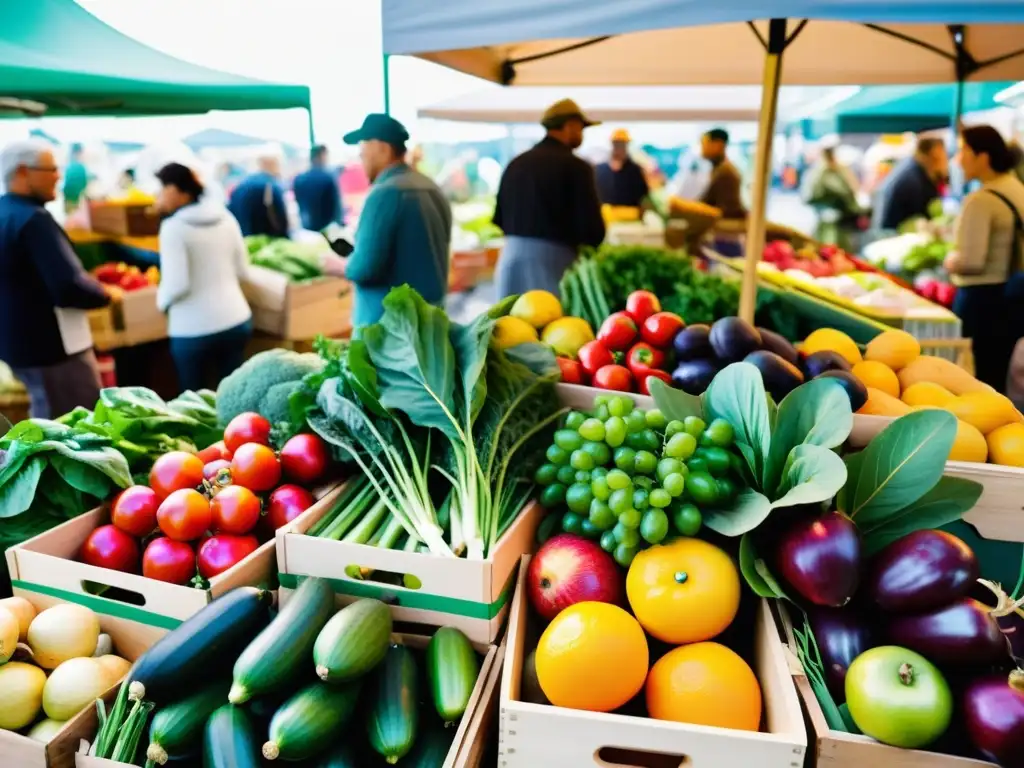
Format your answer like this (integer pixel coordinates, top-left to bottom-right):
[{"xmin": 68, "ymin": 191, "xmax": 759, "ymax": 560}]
[
  {"xmin": 510, "ymin": 290, "xmax": 563, "ymax": 329},
  {"xmin": 493, "ymin": 316, "xmax": 539, "ymax": 349},
  {"xmin": 802, "ymin": 328, "xmax": 862, "ymax": 365},
  {"xmin": 541, "ymin": 317, "xmax": 595, "ymax": 358}
]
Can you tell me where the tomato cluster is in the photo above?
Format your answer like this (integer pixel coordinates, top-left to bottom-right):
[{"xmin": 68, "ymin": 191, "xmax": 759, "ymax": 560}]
[{"xmin": 78, "ymin": 413, "xmax": 332, "ymax": 585}]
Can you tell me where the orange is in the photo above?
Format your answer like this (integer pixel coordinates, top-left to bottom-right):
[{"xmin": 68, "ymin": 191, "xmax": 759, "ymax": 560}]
[
  {"xmin": 948, "ymin": 419, "xmax": 988, "ymax": 463},
  {"xmin": 987, "ymin": 422, "xmax": 1024, "ymax": 467},
  {"xmin": 626, "ymin": 539, "xmax": 740, "ymax": 645},
  {"xmin": 864, "ymin": 329, "xmax": 920, "ymax": 370},
  {"xmin": 901, "ymin": 381, "xmax": 955, "ymax": 408},
  {"xmin": 801, "ymin": 328, "xmax": 862, "ymax": 365},
  {"xmin": 646, "ymin": 642, "xmax": 762, "ymax": 731},
  {"xmin": 534, "ymin": 602, "xmax": 648, "ymax": 712},
  {"xmin": 852, "ymin": 360, "xmax": 900, "ymax": 398}
]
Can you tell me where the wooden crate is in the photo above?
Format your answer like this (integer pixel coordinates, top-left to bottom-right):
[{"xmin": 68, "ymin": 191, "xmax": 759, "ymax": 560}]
[
  {"xmin": 117, "ymin": 286, "xmax": 166, "ymax": 347},
  {"xmin": 498, "ymin": 556, "xmax": 808, "ymax": 767},
  {"xmin": 458, "ymin": 642, "xmax": 506, "ymax": 768},
  {"xmin": 242, "ymin": 265, "xmax": 352, "ymax": 341},
  {"xmin": 87, "ymin": 203, "xmax": 160, "ymax": 238},
  {"xmin": 276, "ymin": 485, "xmax": 541, "ymax": 643},
  {"xmin": 87, "ymin": 307, "xmax": 121, "ymax": 352},
  {"xmin": 944, "ymin": 461, "xmax": 1024, "ymax": 543}
]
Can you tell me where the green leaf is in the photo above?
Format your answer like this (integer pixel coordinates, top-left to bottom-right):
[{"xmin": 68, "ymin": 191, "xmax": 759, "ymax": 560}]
[
  {"xmin": 49, "ymin": 453, "xmax": 114, "ymax": 499},
  {"xmin": 0, "ymin": 456, "xmax": 45, "ymax": 518},
  {"xmin": 772, "ymin": 445, "xmax": 848, "ymax": 510},
  {"xmin": 451, "ymin": 307, "xmax": 502, "ymax": 426},
  {"xmin": 835, "ymin": 450, "xmax": 863, "ymax": 514},
  {"xmin": 703, "ymin": 363, "xmax": 771, "ymax": 484},
  {"xmin": 703, "ymin": 488, "xmax": 772, "ymax": 537},
  {"xmin": 765, "ymin": 378, "xmax": 852, "ymax": 495},
  {"xmin": 649, "ymin": 377, "xmax": 703, "ymax": 422},
  {"xmin": 739, "ymin": 533, "xmax": 789, "ymax": 599},
  {"xmin": 860, "ymin": 476, "xmax": 983, "ymax": 555},
  {"xmin": 504, "ymin": 342, "xmax": 559, "ymax": 377},
  {"xmin": 343, "ymin": 339, "xmax": 388, "ymax": 418},
  {"xmin": 844, "ymin": 410, "xmax": 958, "ymax": 527}
]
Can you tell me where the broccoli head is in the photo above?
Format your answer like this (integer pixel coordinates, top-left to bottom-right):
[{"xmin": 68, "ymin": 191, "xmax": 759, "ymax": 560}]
[{"xmin": 216, "ymin": 348, "xmax": 324, "ymax": 427}]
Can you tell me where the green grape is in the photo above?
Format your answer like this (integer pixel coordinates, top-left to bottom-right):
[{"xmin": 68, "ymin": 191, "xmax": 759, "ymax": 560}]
[
  {"xmin": 672, "ymin": 503, "xmax": 703, "ymax": 536},
  {"xmin": 613, "ymin": 522, "xmax": 640, "ymax": 548},
  {"xmin": 582, "ymin": 441, "xmax": 612, "ymax": 467},
  {"xmin": 600, "ymin": 530, "xmax": 617, "ymax": 552},
  {"xmin": 540, "ymin": 484, "xmax": 566, "ymax": 509},
  {"xmin": 729, "ymin": 452, "xmax": 745, "ymax": 475},
  {"xmin": 606, "ymin": 469, "xmax": 632, "ymax": 491},
  {"xmin": 618, "ymin": 507, "xmax": 642, "ymax": 530},
  {"xmin": 546, "ymin": 444, "xmax": 569, "ymax": 466},
  {"xmin": 536, "ymin": 513, "xmax": 561, "ymax": 545},
  {"xmin": 556, "ymin": 465, "xmax": 577, "ymax": 486},
  {"xmin": 632, "ymin": 488, "xmax": 650, "ymax": 511},
  {"xmin": 633, "ymin": 476, "xmax": 654, "ymax": 491},
  {"xmin": 704, "ymin": 418, "xmax": 736, "ymax": 447},
  {"xmin": 564, "ymin": 411, "xmax": 586, "ymax": 431},
  {"xmin": 554, "ymin": 429, "xmax": 584, "ymax": 452},
  {"xmin": 604, "ymin": 416, "xmax": 627, "ymax": 447},
  {"xmin": 626, "ymin": 428, "xmax": 660, "ymax": 453},
  {"xmin": 578, "ymin": 418, "xmax": 606, "ymax": 443},
  {"xmin": 701, "ymin": 446, "xmax": 733, "ymax": 476},
  {"xmin": 625, "ymin": 409, "xmax": 647, "ymax": 434},
  {"xmin": 595, "ymin": 403, "xmax": 611, "ymax": 421},
  {"xmin": 716, "ymin": 476, "xmax": 739, "ymax": 502},
  {"xmin": 633, "ymin": 450, "xmax": 658, "ymax": 475},
  {"xmin": 613, "ymin": 447, "xmax": 637, "ymax": 472},
  {"xmin": 664, "ymin": 419, "xmax": 685, "ymax": 438},
  {"xmin": 588, "ymin": 499, "xmax": 617, "ymax": 530},
  {"xmin": 640, "ymin": 508, "xmax": 670, "ymax": 544},
  {"xmin": 614, "ymin": 543, "xmax": 639, "ymax": 567},
  {"xmin": 565, "ymin": 483, "xmax": 594, "ymax": 514},
  {"xmin": 665, "ymin": 432, "xmax": 697, "ymax": 460},
  {"xmin": 608, "ymin": 488, "xmax": 633, "ymax": 516},
  {"xmin": 534, "ymin": 463, "xmax": 559, "ymax": 486},
  {"xmin": 662, "ymin": 472, "xmax": 686, "ymax": 498},
  {"xmin": 686, "ymin": 456, "xmax": 710, "ymax": 474},
  {"xmin": 570, "ymin": 449, "xmax": 596, "ymax": 471},
  {"xmin": 648, "ymin": 488, "xmax": 672, "ymax": 509},
  {"xmin": 590, "ymin": 474, "xmax": 611, "ymax": 501},
  {"xmin": 683, "ymin": 416, "xmax": 706, "ymax": 438},
  {"xmin": 591, "ymin": 466, "xmax": 609, "ymax": 480},
  {"xmin": 575, "ymin": 470, "xmax": 593, "ymax": 484},
  {"xmin": 686, "ymin": 471, "xmax": 719, "ymax": 506},
  {"xmin": 656, "ymin": 457, "xmax": 684, "ymax": 483},
  {"xmin": 580, "ymin": 519, "xmax": 601, "ymax": 538},
  {"xmin": 560, "ymin": 512, "xmax": 584, "ymax": 535},
  {"xmin": 608, "ymin": 395, "xmax": 634, "ymax": 418},
  {"xmin": 645, "ymin": 408, "xmax": 667, "ymax": 430},
  {"xmin": 593, "ymin": 395, "xmax": 610, "ymax": 406}
]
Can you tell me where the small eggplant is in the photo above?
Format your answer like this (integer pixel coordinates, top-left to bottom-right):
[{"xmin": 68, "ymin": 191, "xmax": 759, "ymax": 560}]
[
  {"xmin": 888, "ymin": 598, "xmax": 1009, "ymax": 666},
  {"xmin": 866, "ymin": 529, "xmax": 979, "ymax": 614},
  {"xmin": 963, "ymin": 670, "xmax": 1024, "ymax": 767},
  {"xmin": 807, "ymin": 607, "xmax": 875, "ymax": 701},
  {"xmin": 777, "ymin": 511, "xmax": 862, "ymax": 607}
]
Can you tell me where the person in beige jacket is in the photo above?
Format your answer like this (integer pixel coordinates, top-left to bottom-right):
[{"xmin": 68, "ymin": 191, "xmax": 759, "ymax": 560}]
[{"xmin": 945, "ymin": 125, "xmax": 1024, "ymax": 392}]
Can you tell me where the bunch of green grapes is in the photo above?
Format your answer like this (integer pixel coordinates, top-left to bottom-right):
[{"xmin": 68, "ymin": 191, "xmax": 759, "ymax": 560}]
[{"xmin": 534, "ymin": 395, "xmax": 744, "ymax": 567}]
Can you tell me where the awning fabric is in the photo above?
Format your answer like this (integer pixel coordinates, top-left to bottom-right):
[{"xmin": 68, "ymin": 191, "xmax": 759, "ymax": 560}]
[{"xmin": 0, "ymin": 0, "xmax": 311, "ymax": 116}]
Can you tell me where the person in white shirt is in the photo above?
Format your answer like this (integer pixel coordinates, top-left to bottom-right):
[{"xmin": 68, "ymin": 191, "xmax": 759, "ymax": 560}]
[{"xmin": 154, "ymin": 163, "xmax": 253, "ymax": 392}]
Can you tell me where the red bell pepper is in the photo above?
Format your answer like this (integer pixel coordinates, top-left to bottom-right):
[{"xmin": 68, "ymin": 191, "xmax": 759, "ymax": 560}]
[
  {"xmin": 640, "ymin": 312, "xmax": 685, "ymax": 348},
  {"xmin": 597, "ymin": 312, "xmax": 638, "ymax": 352},
  {"xmin": 577, "ymin": 340, "xmax": 614, "ymax": 376},
  {"xmin": 625, "ymin": 342, "xmax": 666, "ymax": 380}
]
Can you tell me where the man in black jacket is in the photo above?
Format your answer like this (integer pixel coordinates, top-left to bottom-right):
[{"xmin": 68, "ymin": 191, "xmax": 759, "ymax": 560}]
[
  {"xmin": 0, "ymin": 140, "xmax": 110, "ymax": 418},
  {"xmin": 873, "ymin": 137, "xmax": 949, "ymax": 231}
]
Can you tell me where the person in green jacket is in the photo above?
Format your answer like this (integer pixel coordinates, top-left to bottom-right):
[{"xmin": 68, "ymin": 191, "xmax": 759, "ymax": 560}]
[
  {"xmin": 321, "ymin": 114, "xmax": 451, "ymax": 327},
  {"xmin": 62, "ymin": 143, "xmax": 89, "ymax": 212}
]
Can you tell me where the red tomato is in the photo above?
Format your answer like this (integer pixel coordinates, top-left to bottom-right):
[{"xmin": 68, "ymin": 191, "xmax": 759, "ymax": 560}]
[
  {"xmin": 149, "ymin": 452, "xmax": 204, "ymax": 499},
  {"xmin": 79, "ymin": 525, "xmax": 140, "ymax": 573},
  {"xmin": 577, "ymin": 341, "xmax": 614, "ymax": 376},
  {"xmin": 625, "ymin": 290, "xmax": 662, "ymax": 325},
  {"xmin": 223, "ymin": 413, "xmax": 272, "ymax": 453},
  {"xmin": 110, "ymin": 486, "xmax": 160, "ymax": 538},
  {"xmin": 638, "ymin": 369, "xmax": 673, "ymax": 396},
  {"xmin": 196, "ymin": 441, "xmax": 230, "ymax": 464},
  {"xmin": 641, "ymin": 312, "xmax": 686, "ymax": 348},
  {"xmin": 265, "ymin": 485, "xmax": 315, "ymax": 531},
  {"xmin": 142, "ymin": 538, "xmax": 196, "ymax": 585},
  {"xmin": 197, "ymin": 535, "xmax": 260, "ymax": 580},
  {"xmin": 203, "ymin": 459, "xmax": 232, "ymax": 482},
  {"xmin": 596, "ymin": 312, "xmax": 638, "ymax": 352},
  {"xmin": 625, "ymin": 342, "xmax": 667, "ymax": 380},
  {"xmin": 210, "ymin": 485, "xmax": 262, "ymax": 535},
  {"xmin": 592, "ymin": 364, "xmax": 634, "ymax": 392},
  {"xmin": 157, "ymin": 489, "xmax": 213, "ymax": 541},
  {"xmin": 279, "ymin": 434, "xmax": 330, "ymax": 485},
  {"xmin": 555, "ymin": 357, "xmax": 585, "ymax": 385},
  {"xmin": 230, "ymin": 444, "xmax": 282, "ymax": 492}
]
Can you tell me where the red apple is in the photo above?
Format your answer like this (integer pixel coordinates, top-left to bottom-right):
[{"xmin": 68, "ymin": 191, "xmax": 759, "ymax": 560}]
[{"xmin": 527, "ymin": 533, "xmax": 623, "ymax": 621}]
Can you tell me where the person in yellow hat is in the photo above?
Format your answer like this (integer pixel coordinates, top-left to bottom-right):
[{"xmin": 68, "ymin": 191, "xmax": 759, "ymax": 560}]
[
  {"xmin": 595, "ymin": 128, "xmax": 649, "ymax": 208},
  {"xmin": 493, "ymin": 99, "xmax": 605, "ymax": 299}
]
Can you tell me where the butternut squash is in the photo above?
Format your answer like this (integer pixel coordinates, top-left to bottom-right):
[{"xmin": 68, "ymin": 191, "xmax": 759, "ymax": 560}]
[
  {"xmin": 896, "ymin": 355, "xmax": 994, "ymax": 396},
  {"xmin": 858, "ymin": 387, "xmax": 911, "ymax": 417}
]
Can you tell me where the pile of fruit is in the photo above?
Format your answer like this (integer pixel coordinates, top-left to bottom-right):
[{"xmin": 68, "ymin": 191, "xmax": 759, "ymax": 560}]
[
  {"xmin": 523, "ymin": 534, "xmax": 763, "ymax": 732},
  {"xmin": 77, "ymin": 412, "xmax": 333, "ymax": 585},
  {"xmin": 533, "ymin": 395, "xmax": 745, "ymax": 567},
  {"xmin": 0, "ymin": 598, "xmax": 131, "ymax": 740},
  {"xmin": 91, "ymin": 262, "xmax": 160, "ymax": 292},
  {"xmin": 761, "ymin": 241, "xmax": 858, "ymax": 277},
  {"xmin": 492, "ymin": 290, "xmax": 597, "ymax": 362},
  {"xmin": 864, "ymin": 232, "xmax": 958, "ymax": 308}
]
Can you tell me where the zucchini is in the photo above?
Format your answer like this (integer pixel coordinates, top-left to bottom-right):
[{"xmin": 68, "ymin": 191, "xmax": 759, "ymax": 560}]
[
  {"xmin": 313, "ymin": 599, "xmax": 392, "ymax": 682},
  {"xmin": 229, "ymin": 577, "xmax": 335, "ymax": 704},
  {"xmin": 313, "ymin": 741, "xmax": 361, "ymax": 767},
  {"xmin": 426, "ymin": 627, "xmax": 480, "ymax": 724},
  {"xmin": 262, "ymin": 680, "xmax": 361, "ymax": 761},
  {"xmin": 145, "ymin": 679, "xmax": 231, "ymax": 765},
  {"xmin": 406, "ymin": 726, "xmax": 456, "ymax": 768},
  {"xmin": 131, "ymin": 587, "xmax": 272, "ymax": 704},
  {"xmin": 203, "ymin": 705, "xmax": 261, "ymax": 768},
  {"xmin": 367, "ymin": 644, "xmax": 419, "ymax": 764}
]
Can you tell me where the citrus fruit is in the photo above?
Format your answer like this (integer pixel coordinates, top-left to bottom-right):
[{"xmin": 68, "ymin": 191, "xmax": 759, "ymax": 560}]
[
  {"xmin": 511, "ymin": 290, "xmax": 563, "ymax": 329},
  {"xmin": 864, "ymin": 329, "xmax": 921, "ymax": 370},
  {"xmin": 626, "ymin": 538, "xmax": 740, "ymax": 644},
  {"xmin": 493, "ymin": 316, "xmax": 539, "ymax": 349},
  {"xmin": 541, "ymin": 317, "xmax": 595, "ymax": 359},
  {"xmin": 900, "ymin": 381, "xmax": 955, "ymax": 408},
  {"xmin": 987, "ymin": 422, "xmax": 1024, "ymax": 467},
  {"xmin": 948, "ymin": 419, "xmax": 988, "ymax": 463},
  {"xmin": 947, "ymin": 391, "xmax": 1021, "ymax": 435},
  {"xmin": 802, "ymin": 328, "xmax": 862, "ymax": 365},
  {"xmin": 534, "ymin": 601, "xmax": 648, "ymax": 712},
  {"xmin": 645, "ymin": 642, "xmax": 762, "ymax": 731},
  {"xmin": 852, "ymin": 360, "xmax": 900, "ymax": 398}
]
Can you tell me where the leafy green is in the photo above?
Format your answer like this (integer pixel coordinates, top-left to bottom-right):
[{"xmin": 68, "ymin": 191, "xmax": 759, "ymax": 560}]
[
  {"xmin": 704, "ymin": 363, "xmax": 773, "ymax": 485},
  {"xmin": 739, "ymin": 533, "xmax": 790, "ymax": 600}
]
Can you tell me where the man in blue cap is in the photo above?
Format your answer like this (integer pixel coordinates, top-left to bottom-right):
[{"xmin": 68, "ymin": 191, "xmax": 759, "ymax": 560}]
[{"xmin": 322, "ymin": 114, "xmax": 451, "ymax": 327}]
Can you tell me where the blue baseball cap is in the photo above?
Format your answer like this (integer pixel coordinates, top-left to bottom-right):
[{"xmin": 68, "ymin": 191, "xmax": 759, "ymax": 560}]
[{"xmin": 343, "ymin": 114, "xmax": 410, "ymax": 146}]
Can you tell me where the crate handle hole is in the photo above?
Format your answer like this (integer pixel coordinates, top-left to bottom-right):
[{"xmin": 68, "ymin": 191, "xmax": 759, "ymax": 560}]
[
  {"xmin": 343, "ymin": 566, "xmax": 422, "ymax": 590},
  {"xmin": 81, "ymin": 580, "xmax": 147, "ymax": 607},
  {"xmin": 595, "ymin": 747, "xmax": 690, "ymax": 768}
]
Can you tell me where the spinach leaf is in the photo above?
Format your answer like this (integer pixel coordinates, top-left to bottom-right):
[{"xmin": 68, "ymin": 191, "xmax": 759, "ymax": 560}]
[
  {"xmin": 0, "ymin": 455, "xmax": 44, "ymax": 518},
  {"xmin": 649, "ymin": 377, "xmax": 702, "ymax": 422},
  {"xmin": 703, "ymin": 363, "xmax": 772, "ymax": 484},
  {"xmin": 49, "ymin": 453, "xmax": 113, "ymax": 499},
  {"xmin": 703, "ymin": 488, "xmax": 772, "ymax": 537},
  {"xmin": 772, "ymin": 445, "xmax": 848, "ymax": 510}
]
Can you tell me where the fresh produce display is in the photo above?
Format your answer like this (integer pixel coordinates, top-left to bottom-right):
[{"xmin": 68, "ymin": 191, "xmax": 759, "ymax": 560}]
[
  {"xmin": 244, "ymin": 236, "xmax": 328, "ymax": 281},
  {"xmin": 91, "ymin": 262, "xmax": 160, "ymax": 293},
  {"xmin": 864, "ymin": 230, "xmax": 957, "ymax": 308},
  {"xmin": 761, "ymin": 240, "xmax": 859, "ymax": 277}
]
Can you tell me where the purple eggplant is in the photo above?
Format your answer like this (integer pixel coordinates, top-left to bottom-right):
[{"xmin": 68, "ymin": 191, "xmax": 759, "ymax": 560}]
[
  {"xmin": 807, "ymin": 607, "xmax": 875, "ymax": 700},
  {"xmin": 866, "ymin": 530, "xmax": 979, "ymax": 614},
  {"xmin": 777, "ymin": 511, "xmax": 862, "ymax": 607},
  {"xmin": 963, "ymin": 671, "xmax": 1024, "ymax": 767},
  {"xmin": 888, "ymin": 598, "xmax": 1009, "ymax": 666}
]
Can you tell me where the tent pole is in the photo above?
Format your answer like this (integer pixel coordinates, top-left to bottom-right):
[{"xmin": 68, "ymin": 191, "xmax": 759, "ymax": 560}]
[
  {"xmin": 383, "ymin": 53, "xmax": 392, "ymax": 114},
  {"xmin": 739, "ymin": 19, "xmax": 787, "ymax": 324}
]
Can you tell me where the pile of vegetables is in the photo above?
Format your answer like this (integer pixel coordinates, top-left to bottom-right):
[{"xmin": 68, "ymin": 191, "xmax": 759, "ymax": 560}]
[
  {"xmin": 244, "ymin": 236, "xmax": 327, "ymax": 282},
  {"xmin": 91, "ymin": 581, "xmax": 482, "ymax": 766},
  {"xmin": 91, "ymin": 262, "xmax": 160, "ymax": 292},
  {"xmin": 863, "ymin": 232, "xmax": 957, "ymax": 308}
]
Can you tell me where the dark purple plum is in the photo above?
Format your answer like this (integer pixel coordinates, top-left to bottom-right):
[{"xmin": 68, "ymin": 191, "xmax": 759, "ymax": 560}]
[
  {"xmin": 963, "ymin": 671, "xmax": 1024, "ymax": 767},
  {"xmin": 776, "ymin": 511, "xmax": 862, "ymax": 607},
  {"xmin": 671, "ymin": 358, "xmax": 720, "ymax": 396},
  {"xmin": 709, "ymin": 317, "xmax": 762, "ymax": 364},
  {"xmin": 866, "ymin": 530, "xmax": 979, "ymax": 614},
  {"xmin": 672, "ymin": 324, "xmax": 713, "ymax": 362},
  {"xmin": 888, "ymin": 598, "xmax": 1009, "ymax": 666},
  {"xmin": 803, "ymin": 350, "xmax": 852, "ymax": 378},
  {"xmin": 745, "ymin": 350, "xmax": 805, "ymax": 402},
  {"xmin": 816, "ymin": 370, "xmax": 868, "ymax": 411},
  {"xmin": 757, "ymin": 327, "xmax": 800, "ymax": 366},
  {"xmin": 807, "ymin": 607, "xmax": 875, "ymax": 701}
]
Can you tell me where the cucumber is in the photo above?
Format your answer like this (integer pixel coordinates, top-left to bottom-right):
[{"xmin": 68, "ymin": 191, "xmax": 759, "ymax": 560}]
[
  {"xmin": 313, "ymin": 741, "xmax": 361, "ymax": 767},
  {"xmin": 203, "ymin": 705, "xmax": 261, "ymax": 768},
  {"xmin": 145, "ymin": 679, "xmax": 231, "ymax": 765},
  {"xmin": 229, "ymin": 577, "xmax": 335, "ymax": 704},
  {"xmin": 426, "ymin": 627, "xmax": 480, "ymax": 724},
  {"xmin": 262, "ymin": 680, "xmax": 361, "ymax": 761},
  {"xmin": 367, "ymin": 644, "xmax": 419, "ymax": 764},
  {"xmin": 131, "ymin": 587, "xmax": 272, "ymax": 704},
  {"xmin": 406, "ymin": 727, "xmax": 456, "ymax": 768},
  {"xmin": 313, "ymin": 599, "xmax": 392, "ymax": 683}
]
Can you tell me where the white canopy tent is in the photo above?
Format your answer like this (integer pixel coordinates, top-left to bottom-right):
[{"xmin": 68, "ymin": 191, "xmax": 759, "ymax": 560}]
[{"xmin": 382, "ymin": 0, "xmax": 1024, "ymax": 321}]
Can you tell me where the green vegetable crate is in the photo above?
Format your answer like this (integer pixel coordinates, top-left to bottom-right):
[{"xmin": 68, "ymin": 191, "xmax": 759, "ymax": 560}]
[
  {"xmin": 276, "ymin": 484, "xmax": 543, "ymax": 643},
  {"xmin": 241, "ymin": 266, "xmax": 352, "ymax": 341}
]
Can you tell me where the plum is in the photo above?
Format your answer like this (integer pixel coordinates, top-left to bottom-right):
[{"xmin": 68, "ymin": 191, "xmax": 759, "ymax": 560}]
[
  {"xmin": 803, "ymin": 350, "xmax": 852, "ymax": 378},
  {"xmin": 671, "ymin": 358, "xmax": 720, "ymax": 396},
  {"xmin": 866, "ymin": 529, "xmax": 979, "ymax": 614},
  {"xmin": 963, "ymin": 671, "xmax": 1024, "ymax": 767},
  {"xmin": 745, "ymin": 350, "xmax": 805, "ymax": 402},
  {"xmin": 757, "ymin": 327, "xmax": 800, "ymax": 365},
  {"xmin": 776, "ymin": 511, "xmax": 862, "ymax": 607},
  {"xmin": 816, "ymin": 370, "xmax": 868, "ymax": 411},
  {"xmin": 672, "ymin": 324, "xmax": 713, "ymax": 362},
  {"xmin": 807, "ymin": 607, "xmax": 875, "ymax": 701},
  {"xmin": 709, "ymin": 317, "xmax": 762, "ymax": 364},
  {"xmin": 888, "ymin": 598, "xmax": 1009, "ymax": 666}
]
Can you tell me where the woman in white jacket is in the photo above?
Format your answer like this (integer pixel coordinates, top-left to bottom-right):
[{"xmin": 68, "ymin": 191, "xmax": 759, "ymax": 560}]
[{"xmin": 154, "ymin": 163, "xmax": 253, "ymax": 392}]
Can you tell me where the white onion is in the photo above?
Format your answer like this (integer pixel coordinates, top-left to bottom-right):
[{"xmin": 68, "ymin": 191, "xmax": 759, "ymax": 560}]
[{"xmin": 27, "ymin": 604, "xmax": 100, "ymax": 669}]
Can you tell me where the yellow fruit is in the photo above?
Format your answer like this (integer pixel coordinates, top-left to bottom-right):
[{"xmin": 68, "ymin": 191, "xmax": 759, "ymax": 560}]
[
  {"xmin": 492, "ymin": 316, "xmax": 539, "ymax": 349},
  {"xmin": 865, "ymin": 329, "xmax": 921, "ymax": 370},
  {"xmin": 541, "ymin": 317, "xmax": 595, "ymax": 359},
  {"xmin": 901, "ymin": 381, "xmax": 956, "ymax": 408},
  {"xmin": 802, "ymin": 328, "xmax": 863, "ymax": 365},
  {"xmin": 510, "ymin": 290, "xmax": 563, "ymax": 329},
  {"xmin": 987, "ymin": 423, "xmax": 1024, "ymax": 467},
  {"xmin": 947, "ymin": 391, "xmax": 1023, "ymax": 435},
  {"xmin": 948, "ymin": 420, "xmax": 988, "ymax": 463},
  {"xmin": 858, "ymin": 387, "xmax": 911, "ymax": 417},
  {"xmin": 852, "ymin": 361, "xmax": 900, "ymax": 398},
  {"xmin": 897, "ymin": 356, "xmax": 994, "ymax": 396}
]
